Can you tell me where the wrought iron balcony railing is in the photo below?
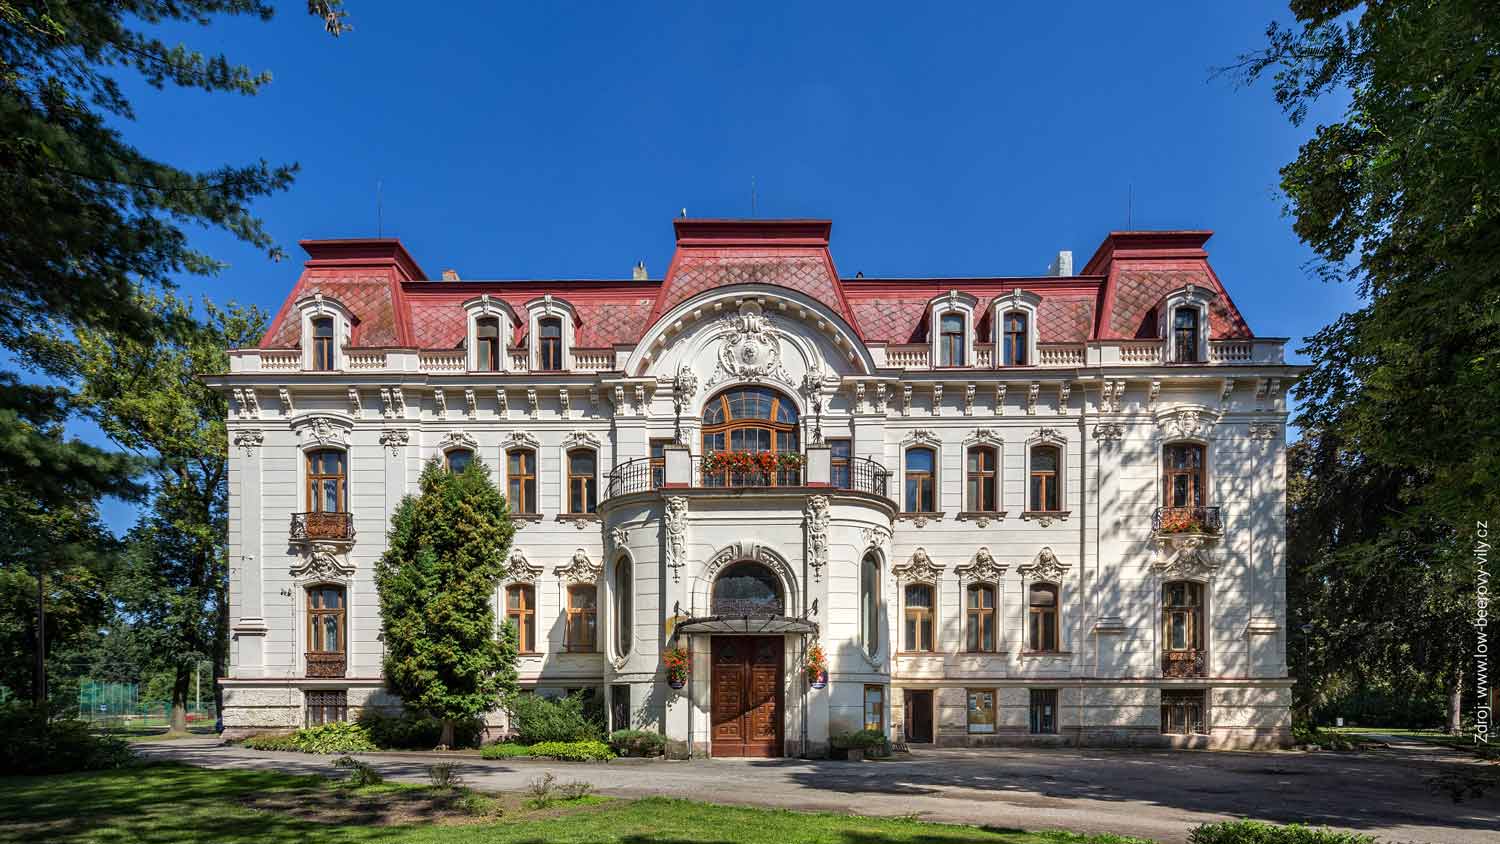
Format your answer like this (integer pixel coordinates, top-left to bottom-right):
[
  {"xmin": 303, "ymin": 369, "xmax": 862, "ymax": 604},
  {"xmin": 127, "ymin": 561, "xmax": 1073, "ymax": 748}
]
[
  {"xmin": 290, "ymin": 511, "xmax": 356, "ymax": 543},
  {"xmin": 1162, "ymin": 648, "xmax": 1206, "ymax": 678},
  {"xmin": 603, "ymin": 455, "xmax": 891, "ymax": 500},
  {"xmin": 1151, "ymin": 506, "xmax": 1223, "ymax": 535}
]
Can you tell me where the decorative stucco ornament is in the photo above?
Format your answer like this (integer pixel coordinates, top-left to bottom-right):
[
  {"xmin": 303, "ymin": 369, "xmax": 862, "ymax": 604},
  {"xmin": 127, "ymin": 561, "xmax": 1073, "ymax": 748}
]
[
  {"xmin": 554, "ymin": 549, "xmax": 603, "ymax": 584},
  {"xmin": 709, "ymin": 301, "xmax": 791, "ymax": 386},
  {"xmin": 956, "ymin": 546, "xmax": 1006, "ymax": 583},
  {"xmin": 379, "ymin": 428, "xmax": 409, "ymax": 456},
  {"xmin": 664, "ymin": 496, "xmax": 689, "ymax": 583},
  {"xmin": 291, "ymin": 542, "xmax": 354, "ymax": 579},
  {"xmin": 1022, "ymin": 547, "xmax": 1068, "ymax": 582},
  {"xmin": 893, "ymin": 547, "xmax": 944, "ymax": 583},
  {"xmin": 804, "ymin": 495, "xmax": 831, "ymax": 582},
  {"xmin": 1152, "ymin": 534, "xmax": 1219, "ymax": 578},
  {"xmin": 505, "ymin": 549, "xmax": 543, "ymax": 583},
  {"xmin": 672, "ymin": 365, "xmax": 699, "ymax": 445}
]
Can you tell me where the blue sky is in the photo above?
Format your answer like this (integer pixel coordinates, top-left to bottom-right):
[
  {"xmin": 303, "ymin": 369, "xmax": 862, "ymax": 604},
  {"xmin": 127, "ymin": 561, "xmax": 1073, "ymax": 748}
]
[{"xmin": 85, "ymin": 1, "xmax": 1354, "ymax": 531}]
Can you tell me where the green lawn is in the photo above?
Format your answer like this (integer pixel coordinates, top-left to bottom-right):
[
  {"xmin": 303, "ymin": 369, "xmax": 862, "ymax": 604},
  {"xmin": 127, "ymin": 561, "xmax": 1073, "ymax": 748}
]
[
  {"xmin": 0, "ymin": 763, "xmax": 1150, "ymax": 844},
  {"xmin": 1332, "ymin": 727, "xmax": 1498, "ymax": 759}
]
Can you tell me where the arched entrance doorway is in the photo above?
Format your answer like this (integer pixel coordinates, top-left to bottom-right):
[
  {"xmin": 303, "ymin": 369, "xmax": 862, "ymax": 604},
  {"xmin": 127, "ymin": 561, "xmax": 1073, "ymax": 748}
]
[{"xmin": 709, "ymin": 562, "xmax": 785, "ymax": 757}]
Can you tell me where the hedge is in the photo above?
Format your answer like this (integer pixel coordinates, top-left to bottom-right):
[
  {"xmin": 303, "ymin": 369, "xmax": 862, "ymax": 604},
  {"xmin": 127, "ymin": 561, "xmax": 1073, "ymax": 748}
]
[{"xmin": 1189, "ymin": 821, "xmax": 1380, "ymax": 844}]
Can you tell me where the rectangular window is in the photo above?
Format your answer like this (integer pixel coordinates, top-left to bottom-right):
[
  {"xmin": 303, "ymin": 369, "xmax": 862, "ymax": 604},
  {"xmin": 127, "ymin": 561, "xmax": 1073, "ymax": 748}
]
[
  {"xmin": 610, "ymin": 684, "xmax": 631, "ymax": 733},
  {"xmin": 966, "ymin": 584, "xmax": 996, "ymax": 652},
  {"xmin": 507, "ymin": 584, "xmax": 536, "ymax": 653},
  {"xmin": 305, "ymin": 690, "xmax": 347, "ymax": 726},
  {"xmin": 1161, "ymin": 690, "xmax": 1206, "ymax": 735},
  {"xmin": 905, "ymin": 447, "xmax": 936, "ymax": 513},
  {"xmin": 966, "ymin": 446, "xmax": 998, "ymax": 512},
  {"xmin": 966, "ymin": 689, "xmax": 996, "ymax": 734},
  {"xmin": 903, "ymin": 583, "xmax": 934, "ymax": 652},
  {"xmin": 829, "ymin": 438, "xmax": 851, "ymax": 489},
  {"xmin": 306, "ymin": 450, "xmax": 347, "ymax": 514},
  {"xmin": 1173, "ymin": 307, "xmax": 1200, "ymax": 364},
  {"xmin": 566, "ymin": 585, "xmax": 598, "ymax": 652},
  {"xmin": 863, "ymin": 685, "xmax": 885, "ymax": 733},
  {"xmin": 507, "ymin": 449, "xmax": 537, "ymax": 514},
  {"xmin": 1029, "ymin": 445, "xmax": 1060, "ymax": 512},
  {"xmin": 649, "ymin": 438, "xmax": 672, "ymax": 489},
  {"xmin": 476, "ymin": 317, "xmax": 501, "ymax": 371},
  {"xmin": 1029, "ymin": 689, "xmax": 1058, "ymax": 734},
  {"xmin": 1003, "ymin": 311, "xmax": 1028, "ymax": 366},
  {"xmin": 568, "ymin": 449, "xmax": 597, "ymax": 514},
  {"xmin": 1028, "ymin": 583, "xmax": 1059, "ymax": 652},
  {"xmin": 307, "ymin": 586, "xmax": 345, "ymax": 654}
]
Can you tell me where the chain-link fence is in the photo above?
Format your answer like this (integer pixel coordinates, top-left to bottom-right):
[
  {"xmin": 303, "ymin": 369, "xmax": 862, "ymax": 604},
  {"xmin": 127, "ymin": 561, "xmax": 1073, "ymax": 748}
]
[{"xmin": 76, "ymin": 680, "xmax": 217, "ymax": 732}]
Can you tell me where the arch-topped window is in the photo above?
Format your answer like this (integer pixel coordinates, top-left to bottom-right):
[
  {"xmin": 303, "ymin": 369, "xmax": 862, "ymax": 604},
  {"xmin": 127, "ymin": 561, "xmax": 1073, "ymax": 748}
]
[
  {"xmin": 860, "ymin": 552, "xmax": 881, "ymax": 658},
  {"xmin": 904, "ymin": 583, "xmax": 934, "ymax": 652},
  {"xmin": 701, "ymin": 387, "xmax": 799, "ymax": 452},
  {"xmin": 1028, "ymin": 582, "xmax": 1059, "ymax": 652},
  {"xmin": 538, "ymin": 317, "xmax": 564, "ymax": 371},
  {"xmin": 311, "ymin": 317, "xmax": 335, "ymax": 371},
  {"xmin": 1164, "ymin": 443, "xmax": 1206, "ymax": 508},
  {"xmin": 939, "ymin": 312, "xmax": 966, "ymax": 366},
  {"xmin": 1173, "ymin": 307, "xmax": 1201, "ymax": 363},
  {"xmin": 712, "ymin": 562, "xmax": 784, "ymax": 617},
  {"xmin": 445, "ymin": 448, "xmax": 474, "ymax": 473},
  {"xmin": 476, "ymin": 316, "xmax": 501, "ymax": 371},
  {"xmin": 615, "ymin": 556, "xmax": 633, "ymax": 658},
  {"xmin": 1002, "ymin": 311, "xmax": 1029, "ymax": 366}
]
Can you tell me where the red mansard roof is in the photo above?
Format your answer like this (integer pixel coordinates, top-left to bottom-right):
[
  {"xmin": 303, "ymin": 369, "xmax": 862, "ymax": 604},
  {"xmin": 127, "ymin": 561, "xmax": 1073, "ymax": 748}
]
[{"xmin": 258, "ymin": 221, "xmax": 1255, "ymax": 352}]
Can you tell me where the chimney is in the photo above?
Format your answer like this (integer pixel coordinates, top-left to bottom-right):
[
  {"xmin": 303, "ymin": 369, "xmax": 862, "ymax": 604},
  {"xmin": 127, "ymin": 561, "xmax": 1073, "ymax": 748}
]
[
  {"xmin": 441, "ymin": 268, "xmax": 461, "ymax": 281},
  {"xmin": 632, "ymin": 260, "xmax": 648, "ymax": 281},
  {"xmin": 1048, "ymin": 250, "xmax": 1073, "ymax": 277}
]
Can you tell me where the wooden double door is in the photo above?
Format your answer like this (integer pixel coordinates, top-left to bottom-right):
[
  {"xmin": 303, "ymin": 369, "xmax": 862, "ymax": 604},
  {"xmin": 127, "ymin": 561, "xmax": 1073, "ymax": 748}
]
[{"xmin": 711, "ymin": 636, "xmax": 783, "ymax": 757}]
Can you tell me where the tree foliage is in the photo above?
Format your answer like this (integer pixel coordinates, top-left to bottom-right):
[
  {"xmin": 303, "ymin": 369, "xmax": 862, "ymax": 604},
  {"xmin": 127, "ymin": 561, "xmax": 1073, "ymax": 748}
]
[
  {"xmin": 375, "ymin": 460, "xmax": 518, "ymax": 746},
  {"xmin": 1237, "ymin": 2, "xmax": 1499, "ymax": 727}
]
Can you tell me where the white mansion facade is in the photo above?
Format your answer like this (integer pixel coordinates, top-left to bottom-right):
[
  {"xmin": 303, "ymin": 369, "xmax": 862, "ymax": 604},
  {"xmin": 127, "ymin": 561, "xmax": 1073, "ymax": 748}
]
[{"xmin": 213, "ymin": 219, "xmax": 1301, "ymax": 754}]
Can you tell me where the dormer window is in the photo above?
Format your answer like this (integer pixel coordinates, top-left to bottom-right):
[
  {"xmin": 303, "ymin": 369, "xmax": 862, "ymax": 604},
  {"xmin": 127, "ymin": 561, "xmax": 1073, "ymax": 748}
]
[
  {"xmin": 1173, "ymin": 307, "xmax": 1201, "ymax": 363},
  {"xmin": 538, "ymin": 317, "xmax": 563, "ymax": 371},
  {"xmin": 939, "ymin": 313, "xmax": 966, "ymax": 366},
  {"xmin": 1002, "ymin": 311, "xmax": 1028, "ymax": 366},
  {"xmin": 476, "ymin": 317, "xmax": 501, "ymax": 371},
  {"xmin": 311, "ymin": 318, "xmax": 335, "ymax": 370}
]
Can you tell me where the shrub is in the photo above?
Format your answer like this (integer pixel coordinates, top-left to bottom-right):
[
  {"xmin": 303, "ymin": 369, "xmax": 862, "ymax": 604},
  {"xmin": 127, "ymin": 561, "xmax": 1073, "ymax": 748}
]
[
  {"xmin": 333, "ymin": 754, "xmax": 383, "ymax": 786},
  {"xmin": 460, "ymin": 790, "xmax": 502, "ymax": 817},
  {"xmin": 1291, "ymin": 723, "xmax": 1359, "ymax": 751},
  {"xmin": 242, "ymin": 722, "xmax": 377, "ymax": 754},
  {"xmin": 830, "ymin": 728, "xmax": 890, "ymax": 754},
  {"xmin": 479, "ymin": 741, "xmax": 532, "ymax": 759},
  {"xmin": 526, "ymin": 739, "xmax": 614, "ymax": 761},
  {"xmin": 608, "ymin": 729, "xmax": 667, "ymax": 757},
  {"xmin": 358, "ymin": 710, "xmax": 483, "ymax": 749},
  {"xmin": 0, "ymin": 703, "xmax": 134, "ymax": 775},
  {"xmin": 507, "ymin": 692, "xmax": 603, "ymax": 744},
  {"xmin": 1189, "ymin": 820, "xmax": 1379, "ymax": 844},
  {"xmin": 524, "ymin": 771, "xmax": 595, "ymax": 808}
]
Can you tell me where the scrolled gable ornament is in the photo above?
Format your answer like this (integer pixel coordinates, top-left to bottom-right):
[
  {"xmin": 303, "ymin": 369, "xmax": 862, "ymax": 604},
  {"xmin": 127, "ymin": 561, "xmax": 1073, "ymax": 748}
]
[
  {"xmin": 892, "ymin": 547, "xmax": 944, "ymax": 584},
  {"xmin": 955, "ymin": 546, "xmax": 1006, "ymax": 583},
  {"xmin": 707, "ymin": 301, "xmax": 792, "ymax": 387},
  {"xmin": 505, "ymin": 549, "xmax": 543, "ymax": 583},
  {"xmin": 291, "ymin": 414, "xmax": 352, "ymax": 449},
  {"xmin": 554, "ymin": 548, "xmax": 603, "ymax": 584},
  {"xmin": 1021, "ymin": 546, "xmax": 1068, "ymax": 583},
  {"xmin": 1158, "ymin": 407, "xmax": 1214, "ymax": 441}
]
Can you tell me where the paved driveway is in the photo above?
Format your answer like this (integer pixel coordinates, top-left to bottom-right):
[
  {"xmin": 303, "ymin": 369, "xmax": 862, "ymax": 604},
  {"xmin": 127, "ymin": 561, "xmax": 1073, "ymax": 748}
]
[{"xmin": 137, "ymin": 738, "xmax": 1500, "ymax": 844}]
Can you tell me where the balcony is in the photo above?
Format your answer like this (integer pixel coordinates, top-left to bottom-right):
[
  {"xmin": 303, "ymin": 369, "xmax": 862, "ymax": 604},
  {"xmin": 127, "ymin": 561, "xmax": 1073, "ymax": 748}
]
[
  {"xmin": 290, "ymin": 512, "xmax": 356, "ymax": 544},
  {"xmin": 305, "ymin": 651, "xmax": 347, "ymax": 679},
  {"xmin": 1151, "ymin": 506, "xmax": 1223, "ymax": 536},
  {"xmin": 604, "ymin": 454, "xmax": 891, "ymax": 500},
  {"xmin": 1162, "ymin": 648, "xmax": 1206, "ymax": 679}
]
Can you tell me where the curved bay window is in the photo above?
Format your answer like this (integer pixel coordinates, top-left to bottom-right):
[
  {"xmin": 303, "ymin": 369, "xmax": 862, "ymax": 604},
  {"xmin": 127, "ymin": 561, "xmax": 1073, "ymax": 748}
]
[
  {"xmin": 1027, "ymin": 583, "xmax": 1059, "ymax": 652},
  {"xmin": 712, "ymin": 562, "xmax": 785, "ymax": 617},
  {"xmin": 1173, "ymin": 307, "xmax": 1201, "ymax": 363},
  {"xmin": 614, "ymin": 557, "xmax": 633, "ymax": 658},
  {"xmin": 445, "ymin": 448, "xmax": 474, "ymax": 473},
  {"xmin": 565, "ymin": 584, "xmax": 597, "ymax": 652},
  {"xmin": 506, "ymin": 584, "xmax": 536, "ymax": 653},
  {"xmin": 904, "ymin": 447, "xmax": 936, "ymax": 513},
  {"xmin": 903, "ymin": 583, "xmax": 934, "ymax": 652},
  {"xmin": 476, "ymin": 316, "xmax": 501, "ymax": 371},
  {"xmin": 1029, "ymin": 445, "xmax": 1060, "ymax": 512},
  {"xmin": 966, "ymin": 584, "xmax": 996, "ymax": 652},
  {"xmin": 305, "ymin": 585, "xmax": 345, "ymax": 678},
  {"xmin": 1163, "ymin": 443, "xmax": 1205, "ymax": 508},
  {"xmin": 1162, "ymin": 581, "xmax": 1205, "ymax": 678},
  {"xmin": 567, "ymin": 449, "xmax": 597, "ymax": 514},
  {"xmin": 939, "ymin": 312, "xmax": 965, "ymax": 366},
  {"xmin": 1002, "ymin": 311, "xmax": 1028, "ymax": 365},
  {"xmin": 966, "ymin": 446, "xmax": 999, "ymax": 512},
  {"xmin": 538, "ymin": 317, "xmax": 564, "ymax": 370},
  {"xmin": 701, "ymin": 387, "xmax": 801, "ymax": 486},
  {"xmin": 311, "ymin": 316, "xmax": 335, "ymax": 370},
  {"xmin": 860, "ymin": 552, "xmax": 881, "ymax": 658},
  {"xmin": 507, "ymin": 449, "xmax": 537, "ymax": 515}
]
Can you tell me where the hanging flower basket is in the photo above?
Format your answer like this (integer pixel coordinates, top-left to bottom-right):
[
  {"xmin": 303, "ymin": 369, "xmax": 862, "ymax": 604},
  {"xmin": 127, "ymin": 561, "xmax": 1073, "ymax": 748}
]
[
  {"xmin": 664, "ymin": 645, "xmax": 690, "ymax": 689},
  {"xmin": 804, "ymin": 642, "xmax": 828, "ymax": 689}
]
